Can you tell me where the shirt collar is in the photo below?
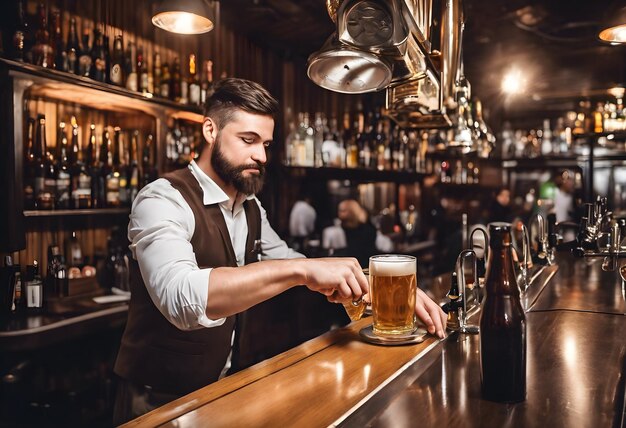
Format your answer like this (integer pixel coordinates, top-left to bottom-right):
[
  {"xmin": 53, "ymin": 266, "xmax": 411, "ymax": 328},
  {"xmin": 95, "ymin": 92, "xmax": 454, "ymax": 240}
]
[{"xmin": 188, "ymin": 160, "xmax": 255, "ymax": 207}]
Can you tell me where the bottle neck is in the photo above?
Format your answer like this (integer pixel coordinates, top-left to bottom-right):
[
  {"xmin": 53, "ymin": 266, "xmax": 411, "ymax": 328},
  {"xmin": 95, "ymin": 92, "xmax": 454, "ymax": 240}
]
[{"xmin": 485, "ymin": 237, "xmax": 519, "ymax": 296}]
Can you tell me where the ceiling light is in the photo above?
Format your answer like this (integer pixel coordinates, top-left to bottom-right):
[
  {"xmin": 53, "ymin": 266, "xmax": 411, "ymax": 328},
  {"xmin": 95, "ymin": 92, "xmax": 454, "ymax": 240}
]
[
  {"xmin": 598, "ymin": 5, "xmax": 626, "ymax": 43},
  {"xmin": 501, "ymin": 68, "xmax": 527, "ymax": 95},
  {"xmin": 152, "ymin": 0, "xmax": 216, "ymax": 35}
]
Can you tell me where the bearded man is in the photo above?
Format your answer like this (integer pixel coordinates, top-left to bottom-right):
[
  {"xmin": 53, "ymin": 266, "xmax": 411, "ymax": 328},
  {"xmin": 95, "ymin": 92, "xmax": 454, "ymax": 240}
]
[{"xmin": 113, "ymin": 78, "xmax": 446, "ymax": 424}]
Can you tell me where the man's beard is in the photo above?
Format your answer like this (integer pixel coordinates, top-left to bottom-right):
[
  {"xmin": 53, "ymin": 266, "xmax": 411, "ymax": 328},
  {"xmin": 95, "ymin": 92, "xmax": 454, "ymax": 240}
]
[{"xmin": 210, "ymin": 136, "xmax": 265, "ymax": 195}]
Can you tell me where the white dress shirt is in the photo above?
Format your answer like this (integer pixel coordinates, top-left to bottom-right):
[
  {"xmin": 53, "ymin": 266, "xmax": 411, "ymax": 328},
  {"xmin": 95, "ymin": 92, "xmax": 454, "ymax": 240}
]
[
  {"xmin": 288, "ymin": 200, "xmax": 316, "ymax": 238},
  {"xmin": 128, "ymin": 160, "xmax": 303, "ymax": 332}
]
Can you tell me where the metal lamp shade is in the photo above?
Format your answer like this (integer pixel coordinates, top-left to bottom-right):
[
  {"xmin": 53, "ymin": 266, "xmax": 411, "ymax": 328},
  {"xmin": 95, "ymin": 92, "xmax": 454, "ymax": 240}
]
[
  {"xmin": 307, "ymin": 36, "xmax": 392, "ymax": 94},
  {"xmin": 152, "ymin": 0, "xmax": 215, "ymax": 34},
  {"xmin": 599, "ymin": 6, "xmax": 626, "ymax": 43}
]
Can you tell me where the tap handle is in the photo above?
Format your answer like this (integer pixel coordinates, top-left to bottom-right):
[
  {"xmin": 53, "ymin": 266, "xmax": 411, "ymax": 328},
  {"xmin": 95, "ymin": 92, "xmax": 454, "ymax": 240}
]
[
  {"xmin": 547, "ymin": 213, "xmax": 558, "ymax": 247},
  {"xmin": 469, "ymin": 226, "xmax": 489, "ymax": 270}
]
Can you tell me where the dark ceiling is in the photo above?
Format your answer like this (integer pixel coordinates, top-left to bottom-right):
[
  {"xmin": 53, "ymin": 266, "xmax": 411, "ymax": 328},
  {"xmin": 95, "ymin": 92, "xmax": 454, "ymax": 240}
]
[{"xmin": 221, "ymin": 0, "xmax": 626, "ymax": 120}]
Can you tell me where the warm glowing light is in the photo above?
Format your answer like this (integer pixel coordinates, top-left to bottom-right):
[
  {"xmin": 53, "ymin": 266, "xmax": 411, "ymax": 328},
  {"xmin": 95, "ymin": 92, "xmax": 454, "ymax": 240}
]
[
  {"xmin": 599, "ymin": 25, "xmax": 626, "ymax": 43},
  {"xmin": 152, "ymin": 11, "xmax": 213, "ymax": 34},
  {"xmin": 501, "ymin": 68, "xmax": 526, "ymax": 95}
]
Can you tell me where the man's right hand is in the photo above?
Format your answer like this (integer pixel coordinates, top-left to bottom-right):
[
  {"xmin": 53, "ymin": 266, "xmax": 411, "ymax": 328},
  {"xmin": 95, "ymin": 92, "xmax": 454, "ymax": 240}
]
[{"xmin": 297, "ymin": 257, "xmax": 368, "ymax": 303}]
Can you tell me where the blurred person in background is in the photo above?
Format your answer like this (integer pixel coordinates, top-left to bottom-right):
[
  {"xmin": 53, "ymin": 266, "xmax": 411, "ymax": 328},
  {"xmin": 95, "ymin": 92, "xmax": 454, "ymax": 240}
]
[
  {"xmin": 288, "ymin": 194, "xmax": 317, "ymax": 252},
  {"xmin": 487, "ymin": 187, "xmax": 513, "ymax": 223},
  {"xmin": 324, "ymin": 199, "xmax": 393, "ymax": 268},
  {"xmin": 554, "ymin": 170, "xmax": 575, "ymax": 222}
]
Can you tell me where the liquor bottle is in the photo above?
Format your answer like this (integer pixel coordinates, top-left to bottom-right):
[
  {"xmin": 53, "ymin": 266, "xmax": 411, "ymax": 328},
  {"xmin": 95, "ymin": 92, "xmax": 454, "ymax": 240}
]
[
  {"xmin": 127, "ymin": 131, "xmax": 140, "ymax": 203},
  {"xmin": 55, "ymin": 122, "xmax": 71, "ymax": 209},
  {"xmin": 313, "ymin": 112, "xmax": 325, "ymax": 167},
  {"xmin": 297, "ymin": 113, "xmax": 314, "ymax": 167},
  {"xmin": 473, "ymin": 99, "xmax": 495, "ymax": 158},
  {"xmin": 125, "ymin": 41, "xmax": 137, "ymax": 91},
  {"xmin": 117, "ymin": 130, "xmax": 128, "ymax": 206},
  {"xmin": 90, "ymin": 28, "xmax": 107, "ymax": 82},
  {"xmin": 374, "ymin": 119, "xmax": 385, "ymax": 171},
  {"xmin": 345, "ymin": 117, "xmax": 359, "ymax": 169},
  {"xmin": 65, "ymin": 231, "xmax": 83, "ymax": 268},
  {"xmin": 103, "ymin": 34, "xmax": 111, "ymax": 83},
  {"xmin": 92, "ymin": 128, "xmax": 112, "ymax": 208},
  {"xmin": 51, "ymin": 9, "xmax": 67, "ymax": 71},
  {"xmin": 480, "ymin": 222, "xmax": 526, "ymax": 403},
  {"xmin": 180, "ymin": 58, "xmax": 189, "ymax": 105},
  {"xmin": 24, "ymin": 118, "xmax": 36, "ymax": 210},
  {"xmin": 200, "ymin": 60, "xmax": 214, "ymax": 104},
  {"xmin": 284, "ymin": 116, "xmax": 296, "ymax": 166},
  {"xmin": 33, "ymin": 114, "xmax": 56, "ymax": 209},
  {"xmin": 107, "ymin": 128, "xmax": 122, "ymax": 207},
  {"xmin": 86, "ymin": 124, "xmax": 100, "ymax": 208},
  {"xmin": 357, "ymin": 113, "xmax": 370, "ymax": 169},
  {"xmin": 441, "ymin": 271, "xmax": 461, "ymax": 330},
  {"xmin": 25, "ymin": 261, "xmax": 43, "ymax": 310},
  {"xmin": 109, "ymin": 35, "xmax": 124, "ymax": 86},
  {"xmin": 78, "ymin": 28, "xmax": 92, "ymax": 77},
  {"xmin": 47, "ymin": 245, "xmax": 68, "ymax": 297},
  {"xmin": 141, "ymin": 134, "xmax": 156, "ymax": 187},
  {"xmin": 66, "ymin": 17, "xmax": 80, "ymax": 74},
  {"xmin": 153, "ymin": 52, "xmax": 162, "ymax": 96},
  {"xmin": 12, "ymin": 0, "xmax": 28, "ymax": 62},
  {"xmin": 70, "ymin": 116, "xmax": 95, "ymax": 209},
  {"xmin": 188, "ymin": 54, "xmax": 201, "ymax": 106},
  {"xmin": 137, "ymin": 47, "xmax": 149, "ymax": 94},
  {"xmin": 172, "ymin": 57, "xmax": 182, "ymax": 102},
  {"xmin": 32, "ymin": 3, "xmax": 54, "ymax": 68},
  {"xmin": 160, "ymin": 61, "xmax": 171, "ymax": 99}
]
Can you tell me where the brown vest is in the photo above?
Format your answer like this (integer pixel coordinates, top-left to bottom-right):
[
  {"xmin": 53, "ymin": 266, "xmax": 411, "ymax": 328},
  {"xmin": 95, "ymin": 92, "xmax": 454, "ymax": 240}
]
[{"xmin": 114, "ymin": 167, "xmax": 261, "ymax": 395}]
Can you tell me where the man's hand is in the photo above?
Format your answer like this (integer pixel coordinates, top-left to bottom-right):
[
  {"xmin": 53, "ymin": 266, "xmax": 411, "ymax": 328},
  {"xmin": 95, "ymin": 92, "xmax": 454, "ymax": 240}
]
[
  {"xmin": 415, "ymin": 288, "xmax": 447, "ymax": 339},
  {"xmin": 299, "ymin": 257, "xmax": 368, "ymax": 302}
]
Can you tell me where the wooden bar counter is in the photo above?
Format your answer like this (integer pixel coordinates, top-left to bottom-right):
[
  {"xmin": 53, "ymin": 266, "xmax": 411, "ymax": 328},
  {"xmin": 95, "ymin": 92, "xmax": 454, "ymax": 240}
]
[{"xmin": 124, "ymin": 255, "xmax": 626, "ymax": 428}]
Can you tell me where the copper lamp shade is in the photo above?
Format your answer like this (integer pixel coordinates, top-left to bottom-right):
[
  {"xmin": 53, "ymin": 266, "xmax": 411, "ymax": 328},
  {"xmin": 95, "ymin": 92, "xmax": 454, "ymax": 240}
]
[{"xmin": 152, "ymin": 0, "xmax": 215, "ymax": 34}]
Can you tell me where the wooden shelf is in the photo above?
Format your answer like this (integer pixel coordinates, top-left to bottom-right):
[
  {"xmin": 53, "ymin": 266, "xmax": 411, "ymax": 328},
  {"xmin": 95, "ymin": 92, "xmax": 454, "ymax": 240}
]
[
  {"xmin": 1, "ymin": 58, "xmax": 204, "ymax": 123},
  {"xmin": 282, "ymin": 165, "xmax": 426, "ymax": 183},
  {"xmin": 572, "ymin": 131, "xmax": 626, "ymax": 139},
  {"xmin": 24, "ymin": 208, "xmax": 130, "ymax": 218}
]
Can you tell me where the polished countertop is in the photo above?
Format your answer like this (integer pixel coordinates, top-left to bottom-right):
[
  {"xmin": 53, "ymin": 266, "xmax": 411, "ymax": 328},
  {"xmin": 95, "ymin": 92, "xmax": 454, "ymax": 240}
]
[
  {"xmin": 124, "ymin": 254, "xmax": 626, "ymax": 427},
  {"xmin": 0, "ymin": 290, "xmax": 128, "ymax": 352}
]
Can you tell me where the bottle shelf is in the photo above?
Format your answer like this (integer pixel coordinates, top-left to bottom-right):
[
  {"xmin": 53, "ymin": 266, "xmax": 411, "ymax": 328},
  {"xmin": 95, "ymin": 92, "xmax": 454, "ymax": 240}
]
[
  {"xmin": 572, "ymin": 131, "xmax": 626, "ymax": 139},
  {"xmin": 1, "ymin": 58, "xmax": 204, "ymax": 123},
  {"xmin": 24, "ymin": 208, "xmax": 130, "ymax": 218},
  {"xmin": 282, "ymin": 165, "xmax": 426, "ymax": 183}
]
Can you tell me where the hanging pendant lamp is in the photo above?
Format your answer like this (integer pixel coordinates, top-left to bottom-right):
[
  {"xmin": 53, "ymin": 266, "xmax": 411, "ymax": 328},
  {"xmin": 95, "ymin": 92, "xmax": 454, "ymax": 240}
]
[{"xmin": 152, "ymin": 0, "xmax": 216, "ymax": 35}]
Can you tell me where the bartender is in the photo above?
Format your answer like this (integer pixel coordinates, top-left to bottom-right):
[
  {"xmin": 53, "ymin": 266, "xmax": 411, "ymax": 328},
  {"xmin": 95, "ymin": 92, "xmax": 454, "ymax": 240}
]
[{"xmin": 113, "ymin": 78, "xmax": 446, "ymax": 424}]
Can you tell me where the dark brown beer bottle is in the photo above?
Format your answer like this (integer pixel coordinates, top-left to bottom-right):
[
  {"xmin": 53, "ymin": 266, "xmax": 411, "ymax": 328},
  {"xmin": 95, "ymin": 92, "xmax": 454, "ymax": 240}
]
[
  {"xmin": 32, "ymin": 3, "xmax": 54, "ymax": 68},
  {"xmin": 480, "ymin": 222, "xmax": 526, "ymax": 403}
]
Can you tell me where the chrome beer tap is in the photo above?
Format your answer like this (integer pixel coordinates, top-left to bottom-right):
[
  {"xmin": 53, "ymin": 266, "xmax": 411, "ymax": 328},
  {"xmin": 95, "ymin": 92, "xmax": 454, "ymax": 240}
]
[
  {"xmin": 531, "ymin": 214, "xmax": 553, "ymax": 266},
  {"xmin": 514, "ymin": 222, "xmax": 532, "ymax": 293},
  {"xmin": 455, "ymin": 249, "xmax": 480, "ymax": 334},
  {"xmin": 572, "ymin": 197, "xmax": 626, "ymax": 272}
]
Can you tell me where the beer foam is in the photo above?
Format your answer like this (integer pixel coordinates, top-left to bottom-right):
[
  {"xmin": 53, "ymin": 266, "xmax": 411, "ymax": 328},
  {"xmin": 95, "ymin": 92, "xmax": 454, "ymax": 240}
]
[{"xmin": 369, "ymin": 256, "xmax": 415, "ymax": 276}]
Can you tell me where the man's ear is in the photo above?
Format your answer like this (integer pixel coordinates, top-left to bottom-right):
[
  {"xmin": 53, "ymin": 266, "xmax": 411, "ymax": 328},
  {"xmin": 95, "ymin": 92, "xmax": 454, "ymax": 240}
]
[{"xmin": 202, "ymin": 117, "xmax": 217, "ymax": 144}]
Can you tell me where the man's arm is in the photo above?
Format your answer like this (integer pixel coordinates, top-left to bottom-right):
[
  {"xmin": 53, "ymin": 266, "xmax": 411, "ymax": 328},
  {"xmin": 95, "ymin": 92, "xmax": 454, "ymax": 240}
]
[{"xmin": 206, "ymin": 257, "xmax": 368, "ymax": 319}]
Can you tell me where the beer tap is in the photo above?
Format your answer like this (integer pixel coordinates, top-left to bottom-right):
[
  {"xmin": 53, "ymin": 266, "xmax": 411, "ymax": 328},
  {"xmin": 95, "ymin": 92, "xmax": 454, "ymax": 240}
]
[
  {"xmin": 531, "ymin": 214, "xmax": 553, "ymax": 266},
  {"xmin": 455, "ymin": 249, "xmax": 480, "ymax": 334},
  {"xmin": 514, "ymin": 222, "xmax": 532, "ymax": 293},
  {"xmin": 469, "ymin": 226, "xmax": 489, "ymax": 302},
  {"xmin": 572, "ymin": 197, "xmax": 626, "ymax": 272}
]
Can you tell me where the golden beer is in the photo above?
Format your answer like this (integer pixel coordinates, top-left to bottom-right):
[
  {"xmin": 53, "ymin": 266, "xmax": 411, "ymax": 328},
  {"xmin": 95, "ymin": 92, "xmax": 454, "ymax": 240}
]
[
  {"xmin": 370, "ymin": 255, "xmax": 416, "ymax": 336},
  {"xmin": 342, "ymin": 299, "xmax": 367, "ymax": 321}
]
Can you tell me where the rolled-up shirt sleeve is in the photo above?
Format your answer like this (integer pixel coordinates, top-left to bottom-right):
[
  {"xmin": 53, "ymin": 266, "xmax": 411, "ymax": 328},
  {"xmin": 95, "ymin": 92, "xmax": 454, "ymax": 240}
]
[{"xmin": 128, "ymin": 179, "xmax": 226, "ymax": 331}]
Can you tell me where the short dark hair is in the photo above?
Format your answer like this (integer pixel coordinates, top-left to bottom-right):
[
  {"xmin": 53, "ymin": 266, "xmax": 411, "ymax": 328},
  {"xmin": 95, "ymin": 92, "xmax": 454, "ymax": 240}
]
[{"xmin": 203, "ymin": 78, "xmax": 279, "ymax": 130}]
